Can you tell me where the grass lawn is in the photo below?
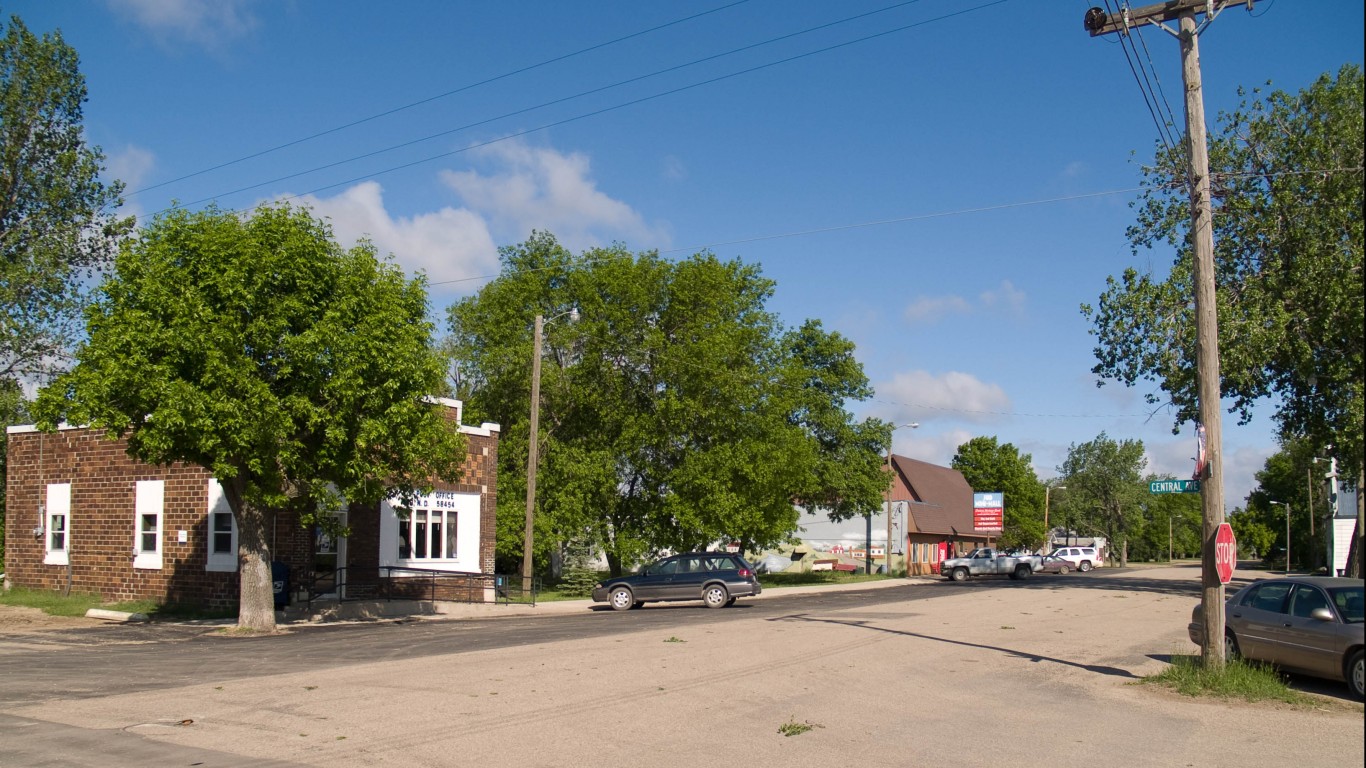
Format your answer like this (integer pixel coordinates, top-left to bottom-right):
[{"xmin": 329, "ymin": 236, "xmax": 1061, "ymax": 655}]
[{"xmin": 1143, "ymin": 653, "xmax": 1317, "ymax": 706}]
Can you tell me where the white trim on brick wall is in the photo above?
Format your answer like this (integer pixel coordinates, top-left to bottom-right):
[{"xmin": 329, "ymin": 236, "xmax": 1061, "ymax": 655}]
[
  {"xmin": 43, "ymin": 483, "xmax": 71, "ymax": 566},
  {"xmin": 205, "ymin": 479, "xmax": 238, "ymax": 572},
  {"xmin": 133, "ymin": 480, "xmax": 164, "ymax": 570}
]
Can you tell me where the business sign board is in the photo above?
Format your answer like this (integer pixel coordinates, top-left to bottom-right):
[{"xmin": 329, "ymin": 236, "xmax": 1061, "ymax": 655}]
[{"xmin": 973, "ymin": 492, "xmax": 1004, "ymax": 532}]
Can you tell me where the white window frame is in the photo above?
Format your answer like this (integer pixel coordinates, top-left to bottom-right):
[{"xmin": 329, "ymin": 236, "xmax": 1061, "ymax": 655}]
[
  {"xmin": 379, "ymin": 490, "xmax": 481, "ymax": 572},
  {"xmin": 133, "ymin": 480, "xmax": 164, "ymax": 570},
  {"xmin": 205, "ymin": 479, "xmax": 238, "ymax": 572},
  {"xmin": 396, "ymin": 507, "xmax": 459, "ymax": 561},
  {"xmin": 43, "ymin": 483, "xmax": 71, "ymax": 566}
]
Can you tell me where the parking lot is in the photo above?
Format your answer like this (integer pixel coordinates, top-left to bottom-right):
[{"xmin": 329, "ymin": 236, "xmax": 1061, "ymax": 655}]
[{"xmin": 1, "ymin": 565, "xmax": 1361, "ymax": 767}]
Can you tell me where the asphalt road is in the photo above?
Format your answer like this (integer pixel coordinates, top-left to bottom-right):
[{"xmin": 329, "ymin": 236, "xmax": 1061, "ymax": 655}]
[{"xmin": 1, "ymin": 566, "xmax": 1360, "ymax": 768}]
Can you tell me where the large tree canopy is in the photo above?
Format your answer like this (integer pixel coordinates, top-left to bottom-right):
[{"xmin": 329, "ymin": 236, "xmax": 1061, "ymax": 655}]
[
  {"xmin": 1, "ymin": 14, "xmax": 130, "ymax": 386},
  {"xmin": 950, "ymin": 435, "xmax": 1044, "ymax": 551},
  {"xmin": 36, "ymin": 204, "xmax": 464, "ymax": 630},
  {"xmin": 447, "ymin": 232, "xmax": 887, "ymax": 575},
  {"xmin": 1082, "ymin": 65, "xmax": 1363, "ymax": 576},
  {"xmin": 1081, "ymin": 65, "xmax": 1363, "ymax": 470},
  {"xmin": 1058, "ymin": 432, "xmax": 1147, "ymax": 566}
]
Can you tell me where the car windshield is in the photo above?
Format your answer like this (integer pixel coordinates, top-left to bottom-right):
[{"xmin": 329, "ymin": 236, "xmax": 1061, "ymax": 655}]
[{"xmin": 1328, "ymin": 586, "xmax": 1364, "ymax": 623}]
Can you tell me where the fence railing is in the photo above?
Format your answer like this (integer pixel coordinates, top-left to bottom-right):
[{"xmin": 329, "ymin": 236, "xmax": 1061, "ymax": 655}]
[
  {"xmin": 288, "ymin": 565, "xmax": 539, "ymax": 608},
  {"xmin": 376, "ymin": 567, "xmax": 539, "ymax": 606}
]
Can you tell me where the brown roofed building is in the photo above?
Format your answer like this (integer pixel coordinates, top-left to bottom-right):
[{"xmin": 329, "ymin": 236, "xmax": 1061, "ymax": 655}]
[{"xmin": 888, "ymin": 454, "xmax": 992, "ymax": 575}]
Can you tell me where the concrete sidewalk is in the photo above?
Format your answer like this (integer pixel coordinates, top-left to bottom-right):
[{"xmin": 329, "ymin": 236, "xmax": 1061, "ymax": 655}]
[{"xmin": 277, "ymin": 574, "xmax": 929, "ymax": 626}]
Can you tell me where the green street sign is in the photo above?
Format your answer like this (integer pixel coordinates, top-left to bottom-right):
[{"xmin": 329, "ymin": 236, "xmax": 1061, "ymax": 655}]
[{"xmin": 1149, "ymin": 479, "xmax": 1201, "ymax": 494}]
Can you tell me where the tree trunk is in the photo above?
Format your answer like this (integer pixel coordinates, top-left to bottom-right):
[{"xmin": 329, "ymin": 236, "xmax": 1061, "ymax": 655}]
[{"xmin": 224, "ymin": 478, "xmax": 277, "ymax": 632}]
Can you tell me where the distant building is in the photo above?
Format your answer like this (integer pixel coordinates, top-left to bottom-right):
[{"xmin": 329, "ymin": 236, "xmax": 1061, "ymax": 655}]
[{"xmin": 797, "ymin": 455, "xmax": 991, "ymax": 575}]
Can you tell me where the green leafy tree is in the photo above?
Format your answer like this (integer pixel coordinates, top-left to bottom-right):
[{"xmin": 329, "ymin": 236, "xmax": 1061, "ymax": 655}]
[
  {"xmin": 35, "ymin": 204, "xmax": 464, "ymax": 631},
  {"xmin": 2, "ymin": 14, "xmax": 131, "ymax": 387},
  {"xmin": 950, "ymin": 436, "xmax": 1044, "ymax": 551},
  {"xmin": 1059, "ymin": 432, "xmax": 1147, "ymax": 566},
  {"xmin": 447, "ymin": 232, "xmax": 887, "ymax": 576},
  {"xmin": 1243, "ymin": 439, "xmax": 1333, "ymax": 572},
  {"xmin": 2, "ymin": 15, "xmax": 131, "ymax": 555},
  {"xmin": 1081, "ymin": 65, "xmax": 1364, "ymax": 575},
  {"xmin": 1133, "ymin": 484, "xmax": 1202, "ymax": 561},
  {"xmin": 1227, "ymin": 507, "xmax": 1277, "ymax": 563}
]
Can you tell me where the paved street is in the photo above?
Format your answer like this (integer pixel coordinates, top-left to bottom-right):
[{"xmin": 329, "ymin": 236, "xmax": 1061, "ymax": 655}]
[{"xmin": 1, "ymin": 565, "xmax": 1361, "ymax": 767}]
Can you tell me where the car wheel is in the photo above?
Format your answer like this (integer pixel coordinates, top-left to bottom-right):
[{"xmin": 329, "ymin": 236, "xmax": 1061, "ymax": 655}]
[
  {"xmin": 950, "ymin": 567, "xmax": 969, "ymax": 582},
  {"xmin": 1347, "ymin": 650, "xmax": 1364, "ymax": 701},
  {"xmin": 703, "ymin": 584, "xmax": 729, "ymax": 609},
  {"xmin": 1013, "ymin": 565, "xmax": 1032, "ymax": 580},
  {"xmin": 1058, "ymin": 564, "xmax": 1070, "ymax": 574},
  {"xmin": 1079, "ymin": 561, "xmax": 1093, "ymax": 572},
  {"xmin": 1224, "ymin": 630, "xmax": 1241, "ymax": 663},
  {"xmin": 609, "ymin": 586, "xmax": 634, "ymax": 611}
]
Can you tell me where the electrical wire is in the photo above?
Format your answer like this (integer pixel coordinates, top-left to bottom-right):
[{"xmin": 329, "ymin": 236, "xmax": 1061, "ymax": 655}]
[
  {"xmin": 427, "ymin": 185, "xmax": 1144, "ymax": 288},
  {"xmin": 128, "ymin": 0, "xmax": 757, "ymax": 197},
  {"xmin": 153, "ymin": 0, "xmax": 1008, "ymax": 218},
  {"xmin": 165, "ymin": 0, "xmax": 936, "ymax": 211},
  {"xmin": 1103, "ymin": 0, "xmax": 1178, "ymax": 152},
  {"xmin": 1131, "ymin": 24, "xmax": 1181, "ymax": 147}
]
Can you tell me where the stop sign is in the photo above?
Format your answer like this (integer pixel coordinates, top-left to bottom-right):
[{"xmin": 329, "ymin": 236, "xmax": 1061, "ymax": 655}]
[{"xmin": 1214, "ymin": 523, "xmax": 1236, "ymax": 584}]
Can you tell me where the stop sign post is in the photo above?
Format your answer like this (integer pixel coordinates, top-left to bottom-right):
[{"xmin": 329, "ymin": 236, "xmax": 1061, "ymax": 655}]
[{"xmin": 1214, "ymin": 522, "xmax": 1236, "ymax": 584}]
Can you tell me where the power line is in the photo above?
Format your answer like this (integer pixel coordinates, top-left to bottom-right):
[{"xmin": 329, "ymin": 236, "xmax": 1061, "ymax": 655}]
[
  {"xmin": 1104, "ymin": 0, "xmax": 1179, "ymax": 151},
  {"xmin": 128, "ymin": 0, "xmax": 756, "ymax": 197},
  {"xmin": 154, "ymin": 0, "xmax": 1008, "ymax": 218},
  {"xmin": 166, "ymin": 0, "xmax": 936, "ymax": 211},
  {"xmin": 427, "ymin": 185, "xmax": 1143, "ymax": 288}
]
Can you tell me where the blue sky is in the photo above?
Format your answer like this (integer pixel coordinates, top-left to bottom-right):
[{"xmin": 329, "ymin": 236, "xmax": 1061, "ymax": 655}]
[{"xmin": 14, "ymin": 0, "xmax": 1364, "ymax": 508}]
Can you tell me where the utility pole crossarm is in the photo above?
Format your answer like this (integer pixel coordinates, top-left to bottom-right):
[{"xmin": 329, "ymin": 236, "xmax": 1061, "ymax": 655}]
[{"xmin": 1084, "ymin": 0, "xmax": 1251, "ymax": 37}]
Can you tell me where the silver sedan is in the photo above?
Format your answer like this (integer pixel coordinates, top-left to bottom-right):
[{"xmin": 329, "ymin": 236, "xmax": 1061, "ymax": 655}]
[{"xmin": 1189, "ymin": 576, "xmax": 1364, "ymax": 699}]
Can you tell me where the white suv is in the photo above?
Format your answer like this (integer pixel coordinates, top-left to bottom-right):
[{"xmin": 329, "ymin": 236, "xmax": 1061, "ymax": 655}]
[{"xmin": 1049, "ymin": 547, "xmax": 1101, "ymax": 572}]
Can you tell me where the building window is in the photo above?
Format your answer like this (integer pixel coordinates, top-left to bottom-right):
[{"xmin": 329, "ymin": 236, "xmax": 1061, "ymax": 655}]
[
  {"xmin": 133, "ymin": 480, "xmax": 164, "ymax": 570},
  {"xmin": 397, "ymin": 508, "xmax": 458, "ymax": 561},
  {"xmin": 44, "ymin": 483, "xmax": 71, "ymax": 566},
  {"xmin": 205, "ymin": 479, "xmax": 238, "ymax": 572}
]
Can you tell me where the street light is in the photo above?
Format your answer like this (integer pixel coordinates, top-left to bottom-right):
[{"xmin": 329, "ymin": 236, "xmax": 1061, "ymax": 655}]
[
  {"xmin": 523, "ymin": 307, "xmax": 580, "ymax": 591},
  {"xmin": 879, "ymin": 422, "xmax": 919, "ymax": 575},
  {"xmin": 1270, "ymin": 500, "xmax": 1290, "ymax": 575},
  {"xmin": 1043, "ymin": 484, "xmax": 1066, "ymax": 554}
]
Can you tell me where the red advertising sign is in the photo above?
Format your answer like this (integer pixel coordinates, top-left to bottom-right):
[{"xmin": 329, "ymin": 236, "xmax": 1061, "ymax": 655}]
[{"xmin": 973, "ymin": 492, "xmax": 1004, "ymax": 532}]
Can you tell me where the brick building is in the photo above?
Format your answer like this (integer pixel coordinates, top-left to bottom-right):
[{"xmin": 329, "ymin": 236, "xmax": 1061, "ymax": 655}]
[{"xmin": 3, "ymin": 398, "xmax": 499, "ymax": 610}]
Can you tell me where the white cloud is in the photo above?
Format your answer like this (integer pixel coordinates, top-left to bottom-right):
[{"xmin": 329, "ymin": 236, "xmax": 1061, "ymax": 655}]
[
  {"xmin": 894, "ymin": 427, "xmax": 975, "ymax": 466},
  {"xmin": 903, "ymin": 294, "xmax": 971, "ymax": 324},
  {"xmin": 875, "ymin": 370, "xmax": 1011, "ymax": 425},
  {"xmin": 288, "ymin": 181, "xmax": 499, "ymax": 288},
  {"xmin": 978, "ymin": 280, "xmax": 1026, "ymax": 313},
  {"xmin": 105, "ymin": 144, "xmax": 156, "ymax": 221},
  {"xmin": 902, "ymin": 280, "xmax": 1025, "ymax": 325},
  {"xmin": 106, "ymin": 0, "xmax": 259, "ymax": 49},
  {"xmin": 439, "ymin": 140, "xmax": 666, "ymax": 252},
  {"xmin": 662, "ymin": 155, "xmax": 688, "ymax": 182}
]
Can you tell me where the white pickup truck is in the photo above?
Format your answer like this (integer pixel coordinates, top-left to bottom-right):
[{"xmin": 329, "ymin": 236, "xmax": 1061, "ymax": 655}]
[{"xmin": 940, "ymin": 548, "xmax": 1042, "ymax": 582}]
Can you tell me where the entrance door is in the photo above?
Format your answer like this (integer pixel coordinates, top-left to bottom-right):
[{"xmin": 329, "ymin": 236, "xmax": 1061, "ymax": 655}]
[{"xmin": 312, "ymin": 510, "xmax": 348, "ymax": 599}]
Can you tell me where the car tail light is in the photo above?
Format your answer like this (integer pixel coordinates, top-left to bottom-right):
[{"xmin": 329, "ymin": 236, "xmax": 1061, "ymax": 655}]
[{"xmin": 738, "ymin": 568, "xmax": 752, "ymax": 577}]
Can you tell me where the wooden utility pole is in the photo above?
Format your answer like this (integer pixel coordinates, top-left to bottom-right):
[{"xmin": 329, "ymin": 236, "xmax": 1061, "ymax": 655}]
[{"xmin": 1085, "ymin": 0, "xmax": 1253, "ymax": 670}]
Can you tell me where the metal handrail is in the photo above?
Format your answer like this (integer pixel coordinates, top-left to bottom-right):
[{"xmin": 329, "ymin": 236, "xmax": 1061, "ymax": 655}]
[{"xmin": 377, "ymin": 566, "xmax": 539, "ymax": 606}]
